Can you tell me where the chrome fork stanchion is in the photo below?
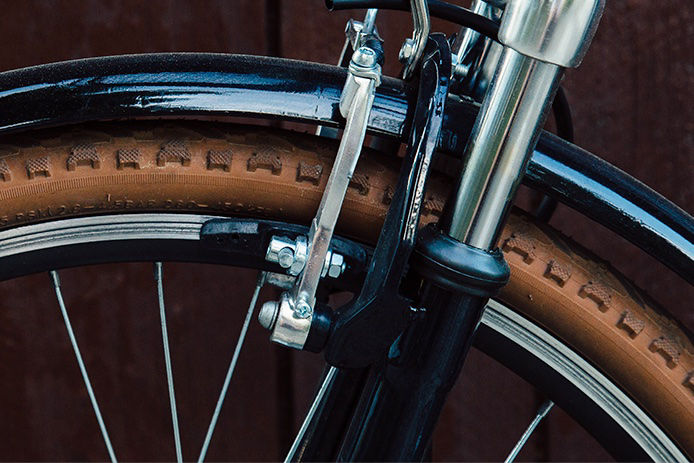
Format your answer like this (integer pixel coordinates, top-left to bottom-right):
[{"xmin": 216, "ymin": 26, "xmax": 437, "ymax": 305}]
[{"xmin": 447, "ymin": 0, "xmax": 605, "ymax": 247}]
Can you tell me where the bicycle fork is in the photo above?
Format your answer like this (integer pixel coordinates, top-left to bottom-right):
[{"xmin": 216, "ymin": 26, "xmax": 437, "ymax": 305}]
[
  {"xmin": 272, "ymin": 0, "xmax": 605, "ymax": 460},
  {"xmin": 331, "ymin": 1, "xmax": 605, "ymax": 460}
]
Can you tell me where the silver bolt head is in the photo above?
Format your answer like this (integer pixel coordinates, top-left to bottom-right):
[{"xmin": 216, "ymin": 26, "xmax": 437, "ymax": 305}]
[
  {"xmin": 353, "ymin": 46, "xmax": 377, "ymax": 67},
  {"xmin": 258, "ymin": 300, "xmax": 279, "ymax": 330},
  {"xmin": 277, "ymin": 247, "xmax": 295, "ymax": 269},
  {"xmin": 399, "ymin": 38, "xmax": 415, "ymax": 63},
  {"xmin": 328, "ymin": 253, "xmax": 345, "ymax": 278}
]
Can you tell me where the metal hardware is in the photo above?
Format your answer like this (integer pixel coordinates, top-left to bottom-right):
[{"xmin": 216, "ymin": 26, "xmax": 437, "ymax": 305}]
[
  {"xmin": 316, "ymin": 9, "xmax": 381, "ymax": 138},
  {"xmin": 294, "ymin": 45, "xmax": 380, "ymax": 309},
  {"xmin": 499, "ymin": 0, "xmax": 605, "ymax": 68},
  {"xmin": 399, "ymin": 0, "xmax": 430, "ymax": 79},
  {"xmin": 199, "ymin": 217, "xmax": 369, "ymax": 290},
  {"xmin": 258, "ymin": 299, "xmax": 278, "ymax": 330},
  {"xmin": 504, "ymin": 399, "xmax": 554, "ymax": 463},
  {"xmin": 265, "ymin": 272, "xmax": 296, "ymax": 290},
  {"xmin": 344, "ymin": 9, "xmax": 380, "ymax": 54},
  {"xmin": 448, "ymin": 48, "xmax": 562, "ymax": 248},
  {"xmin": 262, "ymin": 292, "xmax": 313, "ymax": 349},
  {"xmin": 448, "ymin": 0, "xmax": 605, "ymax": 248},
  {"xmin": 451, "ymin": 0, "xmax": 500, "ymax": 80},
  {"xmin": 450, "ymin": 0, "xmax": 503, "ymax": 100},
  {"xmin": 265, "ymin": 235, "xmax": 307, "ymax": 275},
  {"xmin": 265, "ymin": 235, "xmax": 346, "ymax": 279},
  {"xmin": 324, "ymin": 35, "xmax": 452, "ymax": 366},
  {"xmin": 324, "ymin": 252, "xmax": 346, "ymax": 279},
  {"xmin": 262, "ymin": 46, "xmax": 382, "ymax": 350}
]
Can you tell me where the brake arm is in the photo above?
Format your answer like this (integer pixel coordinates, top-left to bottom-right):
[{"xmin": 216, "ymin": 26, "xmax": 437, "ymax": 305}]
[
  {"xmin": 260, "ymin": 45, "xmax": 382, "ymax": 350},
  {"xmin": 322, "ymin": 35, "xmax": 452, "ymax": 367}
]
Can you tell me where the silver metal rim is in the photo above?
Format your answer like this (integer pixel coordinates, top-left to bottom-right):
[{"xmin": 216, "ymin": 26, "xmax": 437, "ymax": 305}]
[
  {"xmin": 483, "ymin": 300, "xmax": 686, "ymax": 462},
  {"xmin": 0, "ymin": 213, "xmax": 686, "ymax": 461}
]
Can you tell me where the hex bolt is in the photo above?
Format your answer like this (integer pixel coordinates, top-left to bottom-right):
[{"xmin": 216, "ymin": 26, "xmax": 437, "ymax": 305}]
[
  {"xmin": 258, "ymin": 300, "xmax": 279, "ymax": 330},
  {"xmin": 277, "ymin": 247, "xmax": 295, "ymax": 269},
  {"xmin": 399, "ymin": 38, "xmax": 416, "ymax": 63}
]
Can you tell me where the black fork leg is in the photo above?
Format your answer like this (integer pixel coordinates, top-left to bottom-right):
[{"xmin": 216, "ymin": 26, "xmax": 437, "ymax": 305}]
[
  {"xmin": 337, "ymin": 287, "xmax": 492, "ymax": 461},
  {"xmin": 329, "ymin": 32, "xmax": 509, "ymax": 460}
]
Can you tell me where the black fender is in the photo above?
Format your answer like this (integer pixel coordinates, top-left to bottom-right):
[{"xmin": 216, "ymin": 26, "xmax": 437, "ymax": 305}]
[{"xmin": 0, "ymin": 53, "xmax": 691, "ymax": 282}]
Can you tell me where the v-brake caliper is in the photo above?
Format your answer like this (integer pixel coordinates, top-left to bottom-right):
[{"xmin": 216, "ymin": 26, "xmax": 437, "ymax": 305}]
[
  {"xmin": 257, "ymin": 38, "xmax": 383, "ymax": 350},
  {"xmin": 258, "ymin": 3, "xmax": 455, "ymax": 368}
]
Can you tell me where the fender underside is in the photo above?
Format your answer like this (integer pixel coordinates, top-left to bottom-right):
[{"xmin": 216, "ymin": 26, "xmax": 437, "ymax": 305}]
[{"xmin": 0, "ymin": 53, "xmax": 691, "ymax": 282}]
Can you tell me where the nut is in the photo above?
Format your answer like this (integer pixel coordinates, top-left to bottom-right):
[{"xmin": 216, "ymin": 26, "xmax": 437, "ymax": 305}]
[
  {"xmin": 399, "ymin": 38, "xmax": 416, "ymax": 63},
  {"xmin": 328, "ymin": 253, "xmax": 345, "ymax": 278}
]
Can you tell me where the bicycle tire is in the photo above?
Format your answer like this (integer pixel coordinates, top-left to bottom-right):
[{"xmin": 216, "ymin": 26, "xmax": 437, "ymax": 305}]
[{"xmin": 0, "ymin": 121, "xmax": 691, "ymax": 458}]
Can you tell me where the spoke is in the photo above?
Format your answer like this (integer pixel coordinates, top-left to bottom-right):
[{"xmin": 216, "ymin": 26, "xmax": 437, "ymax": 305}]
[
  {"xmin": 155, "ymin": 262, "xmax": 184, "ymax": 463},
  {"xmin": 284, "ymin": 366, "xmax": 339, "ymax": 463},
  {"xmin": 197, "ymin": 271, "xmax": 266, "ymax": 463},
  {"xmin": 504, "ymin": 399, "xmax": 554, "ymax": 463},
  {"xmin": 50, "ymin": 271, "xmax": 117, "ymax": 463}
]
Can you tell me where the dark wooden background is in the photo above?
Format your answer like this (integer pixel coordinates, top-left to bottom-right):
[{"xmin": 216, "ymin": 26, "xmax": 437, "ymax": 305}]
[{"xmin": 0, "ymin": 0, "xmax": 690, "ymax": 461}]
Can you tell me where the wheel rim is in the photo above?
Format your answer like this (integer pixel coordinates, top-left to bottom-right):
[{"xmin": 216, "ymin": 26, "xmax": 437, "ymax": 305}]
[{"xmin": 0, "ymin": 213, "xmax": 686, "ymax": 461}]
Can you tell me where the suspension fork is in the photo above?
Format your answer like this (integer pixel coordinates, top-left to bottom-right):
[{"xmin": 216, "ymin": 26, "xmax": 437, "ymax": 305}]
[{"xmin": 334, "ymin": 1, "xmax": 605, "ymax": 460}]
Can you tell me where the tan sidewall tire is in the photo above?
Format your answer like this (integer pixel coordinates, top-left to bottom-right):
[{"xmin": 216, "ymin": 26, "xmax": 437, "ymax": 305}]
[{"xmin": 0, "ymin": 122, "xmax": 692, "ymax": 456}]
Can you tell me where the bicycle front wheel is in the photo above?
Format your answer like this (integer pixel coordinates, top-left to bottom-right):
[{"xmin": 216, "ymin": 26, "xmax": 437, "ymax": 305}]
[{"xmin": 0, "ymin": 121, "xmax": 691, "ymax": 460}]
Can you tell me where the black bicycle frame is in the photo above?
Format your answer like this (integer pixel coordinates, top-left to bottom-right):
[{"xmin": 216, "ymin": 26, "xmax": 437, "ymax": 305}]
[{"xmin": 0, "ymin": 53, "xmax": 690, "ymax": 284}]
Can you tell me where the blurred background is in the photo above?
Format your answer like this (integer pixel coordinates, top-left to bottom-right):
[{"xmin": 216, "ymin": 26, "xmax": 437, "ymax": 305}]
[{"xmin": 0, "ymin": 0, "xmax": 690, "ymax": 461}]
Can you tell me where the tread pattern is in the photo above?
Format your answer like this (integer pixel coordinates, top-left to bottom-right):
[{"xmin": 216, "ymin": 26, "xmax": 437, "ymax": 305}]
[
  {"xmin": 0, "ymin": 121, "xmax": 690, "ymax": 456},
  {"xmin": 207, "ymin": 149, "xmax": 232, "ymax": 172},
  {"xmin": 25, "ymin": 156, "xmax": 51, "ymax": 179},
  {"xmin": 617, "ymin": 310, "xmax": 646, "ymax": 338},
  {"xmin": 247, "ymin": 148, "xmax": 281, "ymax": 175},
  {"xmin": 502, "ymin": 233, "xmax": 537, "ymax": 263},
  {"xmin": 0, "ymin": 159, "xmax": 11, "ymax": 182},
  {"xmin": 650, "ymin": 336, "xmax": 681, "ymax": 368},
  {"xmin": 67, "ymin": 144, "xmax": 101, "ymax": 171},
  {"xmin": 497, "ymin": 213, "xmax": 693, "ymax": 454},
  {"xmin": 157, "ymin": 140, "xmax": 191, "ymax": 166},
  {"xmin": 117, "ymin": 148, "xmax": 142, "ymax": 170},
  {"xmin": 578, "ymin": 281, "xmax": 613, "ymax": 312},
  {"xmin": 296, "ymin": 161, "xmax": 323, "ymax": 185}
]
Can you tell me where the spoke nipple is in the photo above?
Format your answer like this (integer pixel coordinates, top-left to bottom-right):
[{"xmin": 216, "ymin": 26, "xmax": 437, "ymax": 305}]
[{"xmin": 259, "ymin": 300, "xmax": 279, "ymax": 330}]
